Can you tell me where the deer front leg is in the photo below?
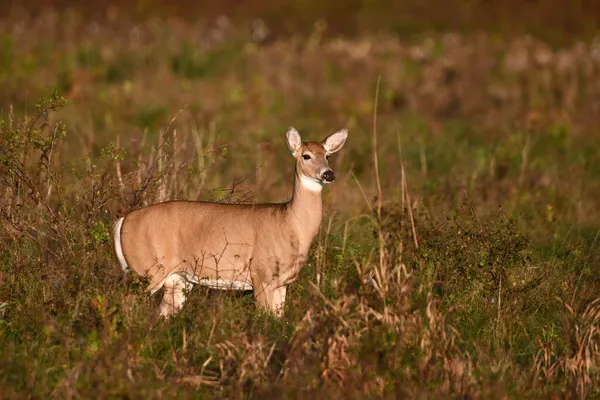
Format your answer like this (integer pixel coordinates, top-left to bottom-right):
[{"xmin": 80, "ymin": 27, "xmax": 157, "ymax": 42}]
[
  {"xmin": 271, "ymin": 286, "xmax": 287, "ymax": 317},
  {"xmin": 254, "ymin": 283, "xmax": 287, "ymax": 317}
]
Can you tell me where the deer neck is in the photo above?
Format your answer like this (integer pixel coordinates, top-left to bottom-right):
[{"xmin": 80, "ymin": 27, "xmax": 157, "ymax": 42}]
[{"xmin": 287, "ymin": 169, "xmax": 323, "ymax": 251}]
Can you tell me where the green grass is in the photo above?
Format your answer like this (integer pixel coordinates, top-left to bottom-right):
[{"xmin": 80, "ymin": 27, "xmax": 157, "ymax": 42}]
[{"xmin": 0, "ymin": 11, "xmax": 599, "ymax": 399}]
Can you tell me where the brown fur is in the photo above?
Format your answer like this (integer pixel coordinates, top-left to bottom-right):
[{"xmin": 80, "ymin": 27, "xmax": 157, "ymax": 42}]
[{"xmin": 115, "ymin": 128, "xmax": 347, "ymax": 316}]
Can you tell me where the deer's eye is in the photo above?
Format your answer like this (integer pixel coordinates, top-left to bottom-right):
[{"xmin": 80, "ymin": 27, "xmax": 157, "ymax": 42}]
[
  {"xmin": 325, "ymin": 155, "xmax": 330, "ymax": 160},
  {"xmin": 302, "ymin": 154, "xmax": 311, "ymax": 160}
]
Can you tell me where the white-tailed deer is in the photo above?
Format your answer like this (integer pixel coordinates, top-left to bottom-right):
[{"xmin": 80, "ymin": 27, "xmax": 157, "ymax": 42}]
[{"xmin": 112, "ymin": 127, "xmax": 347, "ymax": 317}]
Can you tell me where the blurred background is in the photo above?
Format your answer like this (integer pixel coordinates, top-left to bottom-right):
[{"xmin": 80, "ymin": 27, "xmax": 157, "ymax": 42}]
[
  {"xmin": 5, "ymin": 0, "xmax": 600, "ymax": 43},
  {"xmin": 2, "ymin": 0, "xmax": 599, "ymax": 210}
]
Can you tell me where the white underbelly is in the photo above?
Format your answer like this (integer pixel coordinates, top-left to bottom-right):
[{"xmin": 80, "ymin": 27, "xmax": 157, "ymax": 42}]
[
  {"xmin": 151, "ymin": 271, "xmax": 254, "ymax": 294},
  {"xmin": 197, "ymin": 278, "xmax": 253, "ymax": 291}
]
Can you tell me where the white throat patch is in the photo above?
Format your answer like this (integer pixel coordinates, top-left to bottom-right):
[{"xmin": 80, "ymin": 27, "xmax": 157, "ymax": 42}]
[{"xmin": 300, "ymin": 175, "xmax": 323, "ymax": 192}]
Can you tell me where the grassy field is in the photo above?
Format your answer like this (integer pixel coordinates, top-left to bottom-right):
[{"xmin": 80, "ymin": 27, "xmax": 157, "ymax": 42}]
[{"xmin": 1, "ymin": 9, "xmax": 600, "ymax": 399}]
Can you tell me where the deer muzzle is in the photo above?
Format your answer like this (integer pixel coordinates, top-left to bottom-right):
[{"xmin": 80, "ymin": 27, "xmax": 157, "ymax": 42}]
[{"xmin": 322, "ymin": 170, "xmax": 335, "ymax": 182}]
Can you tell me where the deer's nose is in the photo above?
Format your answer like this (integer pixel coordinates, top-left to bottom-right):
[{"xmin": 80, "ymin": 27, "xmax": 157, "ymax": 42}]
[{"xmin": 322, "ymin": 170, "xmax": 335, "ymax": 182}]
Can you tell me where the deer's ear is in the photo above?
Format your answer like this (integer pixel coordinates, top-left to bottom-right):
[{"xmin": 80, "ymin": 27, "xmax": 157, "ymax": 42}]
[
  {"xmin": 286, "ymin": 127, "xmax": 302, "ymax": 155},
  {"xmin": 321, "ymin": 129, "xmax": 348, "ymax": 154}
]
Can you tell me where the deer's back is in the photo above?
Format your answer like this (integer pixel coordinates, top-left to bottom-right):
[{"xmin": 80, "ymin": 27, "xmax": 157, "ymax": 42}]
[{"xmin": 120, "ymin": 201, "xmax": 295, "ymax": 290}]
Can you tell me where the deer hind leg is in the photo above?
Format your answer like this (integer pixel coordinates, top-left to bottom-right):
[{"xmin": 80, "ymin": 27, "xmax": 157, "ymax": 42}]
[
  {"xmin": 254, "ymin": 284, "xmax": 287, "ymax": 317},
  {"xmin": 159, "ymin": 273, "xmax": 195, "ymax": 318}
]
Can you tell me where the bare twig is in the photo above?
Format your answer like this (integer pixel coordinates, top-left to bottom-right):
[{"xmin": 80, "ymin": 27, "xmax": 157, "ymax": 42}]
[
  {"xmin": 115, "ymin": 135, "xmax": 125, "ymax": 199},
  {"xmin": 398, "ymin": 130, "xmax": 419, "ymax": 249},
  {"xmin": 373, "ymin": 76, "xmax": 382, "ymax": 222}
]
